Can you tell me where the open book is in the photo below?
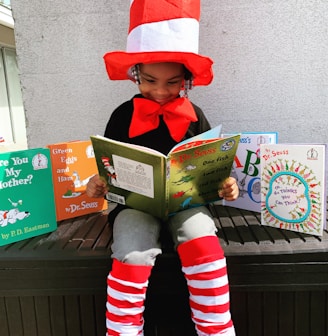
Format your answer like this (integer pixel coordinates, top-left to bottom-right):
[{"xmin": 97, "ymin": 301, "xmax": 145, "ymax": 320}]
[{"xmin": 90, "ymin": 126, "xmax": 240, "ymax": 220}]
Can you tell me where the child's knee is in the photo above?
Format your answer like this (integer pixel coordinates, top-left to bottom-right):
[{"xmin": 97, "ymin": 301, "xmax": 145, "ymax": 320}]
[
  {"xmin": 122, "ymin": 248, "xmax": 162, "ymax": 266},
  {"xmin": 111, "ymin": 208, "xmax": 162, "ymax": 261},
  {"xmin": 168, "ymin": 207, "xmax": 217, "ymax": 246}
]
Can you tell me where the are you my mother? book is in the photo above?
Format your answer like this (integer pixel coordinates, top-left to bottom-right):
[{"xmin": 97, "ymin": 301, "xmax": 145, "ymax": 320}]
[{"xmin": 0, "ymin": 148, "xmax": 57, "ymax": 246}]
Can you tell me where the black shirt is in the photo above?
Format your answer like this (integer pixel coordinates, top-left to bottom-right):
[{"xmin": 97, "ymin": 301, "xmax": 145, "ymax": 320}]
[
  {"xmin": 104, "ymin": 94, "xmax": 212, "ymax": 223},
  {"xmin": 104, "ymin": 94, "xmax": 211, "ymax": 155}
]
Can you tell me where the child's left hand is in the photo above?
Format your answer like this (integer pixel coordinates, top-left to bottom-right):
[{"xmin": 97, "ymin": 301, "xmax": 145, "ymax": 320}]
[{"xmin": 218, "ymin": 176, "xmax": 239, "ymax": 201}]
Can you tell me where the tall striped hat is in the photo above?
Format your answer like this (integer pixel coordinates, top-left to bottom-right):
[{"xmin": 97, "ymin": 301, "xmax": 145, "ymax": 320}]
[{"xmin": 103, "ymin": 0, "xmax": 213, "ymax": 86}]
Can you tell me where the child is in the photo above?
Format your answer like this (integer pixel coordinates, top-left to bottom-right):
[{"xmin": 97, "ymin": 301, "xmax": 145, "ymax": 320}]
[
  {"xmin": 87, "ymin": 1, "xmax": 238, "ymax": 335},
  {"xmin": 87, "ymin": 61, "xmax": 238, "ymax": 336}
]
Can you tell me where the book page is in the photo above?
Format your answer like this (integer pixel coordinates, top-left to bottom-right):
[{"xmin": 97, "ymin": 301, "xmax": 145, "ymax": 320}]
[
  {"xmin": 167, "ymin": 134, "xmax": 240, "ymax": 215},
  {"xmin": 170, "ymin": 125, "xmax": 222, "ymax": 153},
  {"xmin": 111, "ymin": 154, "xmax": 154, "ymax": 198},
  {"xmin": 91, "ymin": 135, "xmax": 167, "ymax": 219}
]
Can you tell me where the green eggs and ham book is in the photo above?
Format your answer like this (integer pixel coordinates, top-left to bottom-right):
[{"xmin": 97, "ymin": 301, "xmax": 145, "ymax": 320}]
[
  {"xmin": 90, "ymin": 126, "xmax": 240, "ymax": 220},
  {"xmin": 260, "ymin": 143, "xmax": 327, "ymax": 236},
  {"xmin": 47, "ymin": 140, "xmax": 108, "ymax": 221},
  {"xmin": 0, "ymin": 148, "xmax": 57, "ymax": 246}
]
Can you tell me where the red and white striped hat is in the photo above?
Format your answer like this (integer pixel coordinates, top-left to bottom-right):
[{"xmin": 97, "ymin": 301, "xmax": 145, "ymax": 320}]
[{"xmin": 103, "ymin": 0, "xmax": 213, "ymax": 86}]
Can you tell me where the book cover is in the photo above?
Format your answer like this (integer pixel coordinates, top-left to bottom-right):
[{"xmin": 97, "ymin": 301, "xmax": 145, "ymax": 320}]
[
  {"xmin": 222, "ymin": 132, "xmax": 278, "ymax": 212},
  {"xmin": 47, "ymin": 140, "xmax": 108, "ymax": 221},
  {"xmin": 0, "ymin": 148, "xmax": 57, "ymax": 246},
  {"xmin": 90, "ymin": 127, "xmax": 240, "ymax": 220},
  {"xmin": 260, "ymin": 143, "xmax": 326, "ymax": 236}
]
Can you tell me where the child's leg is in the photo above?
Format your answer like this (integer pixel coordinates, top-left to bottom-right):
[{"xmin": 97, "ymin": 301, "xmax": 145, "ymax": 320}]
[
  {"xmin": 107, "ymin": 209, "xmax": 162, "ymax": 336},
  {"xmin": 168, "ymin": 207, "xmax": 235, "ymax": 336}
]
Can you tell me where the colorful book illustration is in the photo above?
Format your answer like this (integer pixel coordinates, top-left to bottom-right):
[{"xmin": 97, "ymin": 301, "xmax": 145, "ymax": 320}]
[
  {"xmin": 260, "ymin": 143, "xmax": 326, "ymax": 236},
  {"xmin": 0, "ymin": 148, "xmax": 57, "ymax": 246},
  {"xmin": 90, "ymin": 126, "xmax": 240, "ymax": 220},
  {"xmin": 47, "ymin": 140, "xmax": 108, "ymax": 221},
  {"xmin": 222, "ymin": 132, "xmax": 278, "ymax": 212}
]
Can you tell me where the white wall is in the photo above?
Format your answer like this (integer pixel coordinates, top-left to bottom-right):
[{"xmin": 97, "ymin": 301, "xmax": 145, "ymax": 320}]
[{"xmin": 11, "ymin": 0, "xmax": 328, "ymax": 147}]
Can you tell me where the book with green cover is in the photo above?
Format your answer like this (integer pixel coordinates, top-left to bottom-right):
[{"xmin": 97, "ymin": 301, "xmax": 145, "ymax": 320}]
[
  {"xmin": 0, "ymin": 148, "xmax": 57, "ymax": 246},
  {"xmin": 90, "ymin": 126, "xmax": 240, "ymax": 220}
]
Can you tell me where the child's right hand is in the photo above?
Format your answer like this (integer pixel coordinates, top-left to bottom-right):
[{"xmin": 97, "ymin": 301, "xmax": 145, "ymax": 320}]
[{"xmin": 86, "ymin": 174, "xmax": 108, "ymax": 198}]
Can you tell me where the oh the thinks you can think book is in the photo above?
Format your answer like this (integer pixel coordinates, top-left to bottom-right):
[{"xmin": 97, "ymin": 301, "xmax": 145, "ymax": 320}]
[{"xmin": 260, "ymin": 143, "xmax": 326, "ymax": 236}]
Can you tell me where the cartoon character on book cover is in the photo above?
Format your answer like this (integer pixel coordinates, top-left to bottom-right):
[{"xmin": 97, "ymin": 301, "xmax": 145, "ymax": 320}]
[
  {"xmin": 60, "ymin": 144, "xmax": 95, "ymax": 198},
  {"xmin": 0, "ymin": 198, "xmax": 30, "ymax": 227},
  {"xmin": 260, "ymin": 144, "xmax": 326, "ymax": 236},
  {"xmin": 100, "ymin": 156, "xmax": 119, "ymax": 187},
  {"xmin": 48, "ymin": 141, "xmax": 108, "ymax": 221},
  {"xmin": 168, "ymin": 137, "xmax": 239, "ymax": 213}
]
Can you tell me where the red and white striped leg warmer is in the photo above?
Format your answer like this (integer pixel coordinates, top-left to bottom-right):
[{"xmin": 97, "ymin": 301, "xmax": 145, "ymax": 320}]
[
  {"xmin": 106, "ymin": 258, "xmax": 152, "ymax": 336},
  {"xmin": 178, "ymin": 236, "xmax": 235, "ymax": 336}
]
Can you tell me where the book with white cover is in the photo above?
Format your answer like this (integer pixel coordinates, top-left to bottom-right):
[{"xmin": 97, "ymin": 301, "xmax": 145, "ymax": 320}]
[{"xmin": 222, "ymin": 132, "xmax": 278, "ymax": 212}]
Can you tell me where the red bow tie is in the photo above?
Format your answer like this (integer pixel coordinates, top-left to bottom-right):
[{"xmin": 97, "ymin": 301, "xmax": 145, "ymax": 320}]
[{"xmin": 129, "ymin": 97, "xmax": 198, "ymax": 142}]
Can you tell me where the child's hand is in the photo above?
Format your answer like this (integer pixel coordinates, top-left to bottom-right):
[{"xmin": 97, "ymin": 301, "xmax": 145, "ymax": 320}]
[
  {"xmin": 86, "ymin": 174, "xmax": 108, "ymax": 198},
  {"xmin": 218, "ymin": 176, "xmax": 239, "ymax": 201}
]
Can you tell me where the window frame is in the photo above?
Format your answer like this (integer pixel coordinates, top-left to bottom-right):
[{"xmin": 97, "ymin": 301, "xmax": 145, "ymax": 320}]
[{"xmin": 0, "ymin": 45, "xmax": 27, "ymax": 152}]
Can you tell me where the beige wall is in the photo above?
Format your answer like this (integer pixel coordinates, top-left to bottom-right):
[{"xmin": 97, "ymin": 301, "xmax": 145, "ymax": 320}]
[{"xmin": 10, "ymin": 1, "xmax": 328, "ymax": 149}]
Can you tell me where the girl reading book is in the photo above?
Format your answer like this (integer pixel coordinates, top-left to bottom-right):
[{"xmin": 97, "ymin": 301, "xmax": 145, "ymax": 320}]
[{"xmin": 87, "ymin": 1, "xmax": 238, "ymax": 335}]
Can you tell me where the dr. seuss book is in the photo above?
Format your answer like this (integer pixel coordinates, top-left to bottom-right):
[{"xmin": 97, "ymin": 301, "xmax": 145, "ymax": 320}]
[
  {"xmin": 90, "ymin": 126, "xmax": 240, "ymax": 220},
  {"xmin": 260, "ymin": 144, "xmax": 326, "ymax": 236},
  {"xmin": 222, "ymin": 132, "xmax": 278, "ymax": 212},
  {"xmin": 0, "ymin": 148, "xmax": 57, "ymax": 246},
  {"xmin": 47, "ymin": 140, "xmax": 108, "ymax": 221}
]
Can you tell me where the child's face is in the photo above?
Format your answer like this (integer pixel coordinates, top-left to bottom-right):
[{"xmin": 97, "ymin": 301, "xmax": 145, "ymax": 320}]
[{"xmin": 138, "ymin": 62, "xmax": 185, "ymax": 105}]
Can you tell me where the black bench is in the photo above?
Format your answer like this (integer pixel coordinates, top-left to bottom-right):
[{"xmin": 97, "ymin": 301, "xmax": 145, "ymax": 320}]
[{"xmin": 0, "ymin": 202, "xmax": 327, "ymax": 336}]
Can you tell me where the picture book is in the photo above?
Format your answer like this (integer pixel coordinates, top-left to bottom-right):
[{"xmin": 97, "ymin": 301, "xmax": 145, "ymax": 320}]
[
  {"xmin": 260, "ymin": 143, "xmax": 327, "ymax": 236},
  {"xmin": 47, "ymin": 140, "xmax": 108, "ymax": 221},
  {"xmin": 90, "ymin": 126, "xmax": 240, "ymax": 220},
  {"xmin": 222, "ymin": 132, "xmax": 278, "ymax": 212},
  {"xmin": 0, "ymin": 148, "xmax": 57, "ymax": 246}
]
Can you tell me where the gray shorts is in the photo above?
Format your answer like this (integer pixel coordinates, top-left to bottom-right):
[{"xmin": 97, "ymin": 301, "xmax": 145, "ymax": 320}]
[{"xmin": 111, "ymin": 206, "xmax": 217, "ymax": 266}]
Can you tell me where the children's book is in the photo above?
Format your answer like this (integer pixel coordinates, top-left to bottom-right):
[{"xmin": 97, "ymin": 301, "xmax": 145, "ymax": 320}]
[
  {"xmin": 0, "ymin": 148, "xmax": 57, "ymax": 246},
  {"xmin": 90, "ymin": 126, "xmax": 240, "ymax": 220},
  {"xmin": 47, "ymin": 140, "xmax": 108, "ymax": 221},
  {"xmin": 222, "ymin": 132, "xmax": 278, "ymax": 212},
  {"xmin": 260, "ymin": 143, "xmax": 327, "ymax": 236}
]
